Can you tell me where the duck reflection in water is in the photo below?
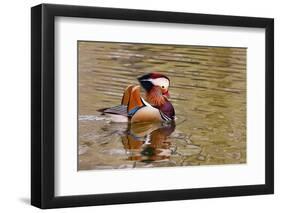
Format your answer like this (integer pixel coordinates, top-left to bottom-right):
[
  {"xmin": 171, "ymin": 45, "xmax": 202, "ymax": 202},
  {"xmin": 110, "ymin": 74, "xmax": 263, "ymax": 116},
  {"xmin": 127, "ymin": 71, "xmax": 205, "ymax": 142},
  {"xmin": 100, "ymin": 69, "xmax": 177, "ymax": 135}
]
[{"xmin": 121, "ymin": 122, "xmax": 176, "ymax": 163}]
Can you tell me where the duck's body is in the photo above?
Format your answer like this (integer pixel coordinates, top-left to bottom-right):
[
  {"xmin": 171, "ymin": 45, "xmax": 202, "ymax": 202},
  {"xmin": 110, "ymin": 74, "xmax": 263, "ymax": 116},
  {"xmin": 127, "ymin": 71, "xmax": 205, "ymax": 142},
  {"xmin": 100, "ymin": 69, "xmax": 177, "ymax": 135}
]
[{"xmin": 98, "ymin": 73, "xmax": 175, "ymax": 123}]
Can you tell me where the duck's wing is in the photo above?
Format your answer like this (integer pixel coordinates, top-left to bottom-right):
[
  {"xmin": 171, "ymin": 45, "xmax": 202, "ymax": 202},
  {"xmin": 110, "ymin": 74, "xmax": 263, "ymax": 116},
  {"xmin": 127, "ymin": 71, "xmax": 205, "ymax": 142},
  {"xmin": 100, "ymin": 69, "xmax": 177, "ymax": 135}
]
[
  {"xmin": 121, "ymin": 85, "xmax": 134, "ymax": 105},
  {"xmin": 98, "ymin": 85, "xmax": 144, "ymax": 116},
  {"xmin": 98, "ymin": 105, "xmax": 128, "ymax": 116},
  {"xmin": 98, "ymin": 85, "xmax": 147, "ymax": 117},
  {"xmin": 127, "ymin": 85, "xmax": 146, "ymax": 116}
]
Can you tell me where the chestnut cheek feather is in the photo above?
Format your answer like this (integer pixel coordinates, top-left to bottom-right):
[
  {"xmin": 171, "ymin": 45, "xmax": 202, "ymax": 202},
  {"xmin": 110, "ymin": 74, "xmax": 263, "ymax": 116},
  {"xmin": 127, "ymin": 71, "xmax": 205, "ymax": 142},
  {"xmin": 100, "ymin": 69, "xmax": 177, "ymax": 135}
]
[{"xmin": 146, "ymin": 87, "xmax": 166, "ymax": 106}]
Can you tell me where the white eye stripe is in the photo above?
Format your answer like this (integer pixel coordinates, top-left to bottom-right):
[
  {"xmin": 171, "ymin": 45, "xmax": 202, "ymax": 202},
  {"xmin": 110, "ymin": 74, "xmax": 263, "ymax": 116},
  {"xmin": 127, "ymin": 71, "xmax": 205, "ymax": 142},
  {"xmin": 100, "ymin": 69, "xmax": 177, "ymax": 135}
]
[{"xmin": 150, "ymin": 78, "xmax": 169, "ymax": 88}]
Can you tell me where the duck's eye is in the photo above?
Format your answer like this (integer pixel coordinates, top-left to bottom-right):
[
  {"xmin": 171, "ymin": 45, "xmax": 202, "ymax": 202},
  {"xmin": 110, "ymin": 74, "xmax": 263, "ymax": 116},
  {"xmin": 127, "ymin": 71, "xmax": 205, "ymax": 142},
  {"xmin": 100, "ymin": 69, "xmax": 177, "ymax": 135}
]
[{"xmin": 161, "ymin": 86, "xmax": 165, "ymax": 89}]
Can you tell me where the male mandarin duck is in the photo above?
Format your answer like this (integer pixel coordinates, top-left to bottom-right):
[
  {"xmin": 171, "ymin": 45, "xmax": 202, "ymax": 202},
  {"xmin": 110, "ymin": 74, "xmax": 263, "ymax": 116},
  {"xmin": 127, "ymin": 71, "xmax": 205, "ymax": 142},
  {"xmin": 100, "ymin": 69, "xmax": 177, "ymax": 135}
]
[{"xmin": 98, "ymin": 73, "xmax": 175, "ymax": 123}]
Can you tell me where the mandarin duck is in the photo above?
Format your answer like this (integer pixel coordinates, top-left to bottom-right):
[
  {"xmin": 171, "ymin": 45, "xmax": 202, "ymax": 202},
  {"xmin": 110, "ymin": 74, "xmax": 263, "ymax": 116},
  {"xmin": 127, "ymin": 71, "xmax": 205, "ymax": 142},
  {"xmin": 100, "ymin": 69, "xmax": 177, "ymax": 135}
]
[{"xmin": 98, "ymin": 73, "xmax": 175, "ymax": 123}]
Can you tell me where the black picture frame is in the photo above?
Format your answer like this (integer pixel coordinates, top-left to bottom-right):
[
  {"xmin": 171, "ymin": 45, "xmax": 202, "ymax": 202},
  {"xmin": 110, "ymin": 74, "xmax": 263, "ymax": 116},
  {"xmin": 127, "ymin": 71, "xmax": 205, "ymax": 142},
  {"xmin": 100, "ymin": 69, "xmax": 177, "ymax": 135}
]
[{"xmin": 31, "ymin": 3, "xmax": 274, "ymax": 209}]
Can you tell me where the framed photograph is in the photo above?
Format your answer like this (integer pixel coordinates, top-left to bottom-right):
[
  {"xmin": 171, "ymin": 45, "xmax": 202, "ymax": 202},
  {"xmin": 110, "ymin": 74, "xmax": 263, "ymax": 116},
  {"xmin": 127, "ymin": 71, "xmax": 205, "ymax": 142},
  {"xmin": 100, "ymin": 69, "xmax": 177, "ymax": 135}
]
[{"xmin": 31, "ymin": 3, "xmax": 274, "ymax": 209}]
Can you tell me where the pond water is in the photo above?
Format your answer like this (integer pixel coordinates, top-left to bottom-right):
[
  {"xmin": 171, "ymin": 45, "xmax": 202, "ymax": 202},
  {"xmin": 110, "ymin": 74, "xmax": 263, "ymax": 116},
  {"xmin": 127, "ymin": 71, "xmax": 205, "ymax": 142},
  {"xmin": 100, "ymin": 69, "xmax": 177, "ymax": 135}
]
[{"xmin": 78, "ymin": 41, "xmax": 246, "ymax": 170}]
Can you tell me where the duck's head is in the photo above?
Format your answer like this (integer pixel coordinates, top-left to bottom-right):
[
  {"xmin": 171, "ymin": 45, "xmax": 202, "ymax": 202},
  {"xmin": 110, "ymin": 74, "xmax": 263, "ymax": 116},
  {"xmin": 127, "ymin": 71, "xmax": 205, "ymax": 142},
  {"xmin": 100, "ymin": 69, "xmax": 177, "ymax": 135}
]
[{"xmin": 137, "ymin": 72, "xmax": 170, "ymax": 98}]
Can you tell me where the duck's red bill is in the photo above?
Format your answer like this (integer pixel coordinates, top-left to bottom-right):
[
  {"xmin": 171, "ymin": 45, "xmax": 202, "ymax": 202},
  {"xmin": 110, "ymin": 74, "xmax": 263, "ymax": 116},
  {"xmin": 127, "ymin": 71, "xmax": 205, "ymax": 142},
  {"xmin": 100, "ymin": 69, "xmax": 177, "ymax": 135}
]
[{"xmin": 163, "ymin": 91, "xmax": 170, "ymax": 98}]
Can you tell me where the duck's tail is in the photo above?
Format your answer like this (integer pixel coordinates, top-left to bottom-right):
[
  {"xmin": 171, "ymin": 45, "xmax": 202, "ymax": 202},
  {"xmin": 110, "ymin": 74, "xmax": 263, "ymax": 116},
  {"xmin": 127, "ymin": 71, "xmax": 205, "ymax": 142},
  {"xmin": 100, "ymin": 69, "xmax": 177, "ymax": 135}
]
[{"xmin": 97, "ymin": 105, "xmax": 128, "ymax": 116}]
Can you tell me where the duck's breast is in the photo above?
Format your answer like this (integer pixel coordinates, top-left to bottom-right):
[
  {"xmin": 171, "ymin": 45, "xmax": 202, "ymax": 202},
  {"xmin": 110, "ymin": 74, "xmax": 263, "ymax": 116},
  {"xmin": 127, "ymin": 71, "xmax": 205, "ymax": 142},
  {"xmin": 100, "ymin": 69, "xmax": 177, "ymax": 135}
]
[
  {"xmin": 131, "ymin": 106, "xmax": 162, "ymax": 123},
  {"xmin": 158, "ymin": 101, "xmax": 175, "ymax": 120}
]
